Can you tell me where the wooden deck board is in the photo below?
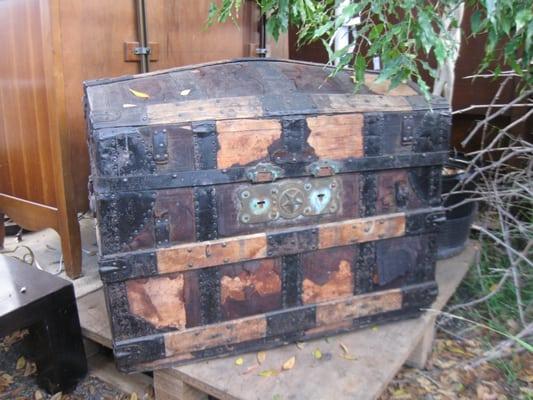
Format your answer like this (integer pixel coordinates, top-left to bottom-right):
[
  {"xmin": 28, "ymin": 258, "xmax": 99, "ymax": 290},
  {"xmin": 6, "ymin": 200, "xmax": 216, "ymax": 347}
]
[{"xmin": 77, "ymin": 243, "xmax": 478, "ymax": 400}]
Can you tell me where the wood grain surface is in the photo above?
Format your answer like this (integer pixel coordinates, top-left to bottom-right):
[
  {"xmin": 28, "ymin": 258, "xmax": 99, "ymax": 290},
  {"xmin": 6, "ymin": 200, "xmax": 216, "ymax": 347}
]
[{"xmin": 156, "ymin": 213, "xmax": 406, "ymax": 274}]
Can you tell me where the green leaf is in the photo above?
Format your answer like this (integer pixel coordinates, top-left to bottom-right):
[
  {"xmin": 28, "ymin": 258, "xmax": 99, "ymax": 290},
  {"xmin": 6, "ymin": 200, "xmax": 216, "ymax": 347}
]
[
  {"xmin": 515, "ymin": 9, "xmax": 532, "ymax": 32},
  {"xmin": 470, "ymin": 10, "xmax": 483, "ymax": 34},
  {"xmin": 354, "ymin": 54, "xmax": 366, "ymax": 86}
]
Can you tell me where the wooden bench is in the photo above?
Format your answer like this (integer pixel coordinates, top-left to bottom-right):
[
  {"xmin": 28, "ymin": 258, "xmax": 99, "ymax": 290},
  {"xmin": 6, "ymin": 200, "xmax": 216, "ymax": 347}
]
[{"xmin": 77, "ymin": 243, "xmax": 477, "ymax": 400}]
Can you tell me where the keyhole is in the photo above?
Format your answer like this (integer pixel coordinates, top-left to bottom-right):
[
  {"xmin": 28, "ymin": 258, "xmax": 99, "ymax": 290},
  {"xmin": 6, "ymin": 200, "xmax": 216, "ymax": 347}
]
[
  {"xmin": 256, "ymin": 200, "xmax": 266, "ymax": 208},
  {"xmin": 317, "ymin": 193, "xmax": 325, "ymax": 202}
]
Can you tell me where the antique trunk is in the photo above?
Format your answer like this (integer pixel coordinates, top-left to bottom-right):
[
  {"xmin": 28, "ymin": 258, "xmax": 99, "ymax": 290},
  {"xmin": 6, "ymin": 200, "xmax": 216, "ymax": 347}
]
[{"xmin": 84, "ymin": 59, "xmax": 450, "ymax": 373}]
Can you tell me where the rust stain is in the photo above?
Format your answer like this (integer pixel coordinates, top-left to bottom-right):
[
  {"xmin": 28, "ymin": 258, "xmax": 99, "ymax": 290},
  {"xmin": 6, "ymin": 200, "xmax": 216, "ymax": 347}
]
[
  {"xmin": 302, "ymin": 260, "xmax": 353, "ymax": 304},
  {"xmin": 126, "ymin": 274, "xmax": 186, "ymax": 329},
  {"xmin": 216, "ymin": 119, "xmax": 281, "ymax": 168},
  {"xmin": 220, "ymin": 262, "xmax": 281, "ymax": 304}
]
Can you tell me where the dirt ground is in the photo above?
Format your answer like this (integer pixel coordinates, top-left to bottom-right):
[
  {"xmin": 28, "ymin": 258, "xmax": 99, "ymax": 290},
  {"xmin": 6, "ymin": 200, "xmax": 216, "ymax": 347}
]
[
  {"xmin": 0, "ymin": 331, "xmax": 143, "ymax": 400},
  {"xmin": 1, "ymin": 327, "xmax": 531, "ymax": 400}
]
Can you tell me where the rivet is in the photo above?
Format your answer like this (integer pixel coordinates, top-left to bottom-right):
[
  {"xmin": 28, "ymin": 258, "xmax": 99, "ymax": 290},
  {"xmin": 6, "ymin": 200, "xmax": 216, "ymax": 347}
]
[
  {"xmin": 221, "ymin": 242, "xmax": 227, "ymax": 247},
  {"xmin": 223, "ymin": 258, "xmax": 229, "ymax": 263}
]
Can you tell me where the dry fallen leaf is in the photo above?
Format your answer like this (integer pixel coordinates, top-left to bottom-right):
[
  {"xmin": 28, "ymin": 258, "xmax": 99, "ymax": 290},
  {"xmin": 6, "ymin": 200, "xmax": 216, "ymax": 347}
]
[
  {"xmin": 235, "ymin": 357, "xmax": 244, "ymax": 366},
  {"xmin": 296, "ymin": 342, "xmax": 305, "ymax": 350},
  {"xmin": 34, "ymin": 390, "xmax": 44, "ymax": 400},
  {"xmin": 243, "ymin": 364, "xmax": 259, "ymax": 375},
  {"xmin": 180, "ymin": 89, "xmax": 191, "ymax": 96},
  {"xmin": 50, "ymin": 392, "xmax": 62, "ymax": 400},
  {"xmin": 16, "ymin": 356, "xmax": 26, "ymax": 370},
  {"xmin": 340, "ymin": 353, "xmax": 357, "ymax": 361},
  {"xmin": 282, "ymin": 356, "xmax": 296, "ymax": 371},
  {"xmin": 313, "ymin": 349, "xmax": 323, "ymax": 360},
  {"xmin": 0, "ymin": 372, "xmax": 14, "ymax": 391},
  {"xmin": 257, "ymin": 351, "xmax": 266, "ymax": 365},
  {"xmin": 24, "ymin": 361, "xmax": 37, "ymax": 377},
  {"xmin": 128, "ymin": 88, "xmax": 150, "ymax": 99},
  {"xmin": 258, "ymin": 369, "xmax": 279, "ymax": 378},
  {"xmin": 339, "ymin": 342, "xmax": 349, "ymax": 355},
  {"xmin": 372, "ymin": 326, "xmax": 379, "ymax": 332},
  {"xmin": 391, "ymin": 388, "xmax": 411, "ymax": 399},
  {"xmin": 1, "ymin": 373, "xmax": 13, "ymax": 385},
  {"xmin": 130, "ymin": 392, "xmax": 138, "ymax": 400}
]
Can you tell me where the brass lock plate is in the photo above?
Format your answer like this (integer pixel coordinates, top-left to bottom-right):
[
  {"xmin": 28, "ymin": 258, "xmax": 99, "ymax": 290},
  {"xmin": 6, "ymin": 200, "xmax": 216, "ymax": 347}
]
[{"xmin": 237, "ymin": 177, "xmax": 341, "ymax": 224}]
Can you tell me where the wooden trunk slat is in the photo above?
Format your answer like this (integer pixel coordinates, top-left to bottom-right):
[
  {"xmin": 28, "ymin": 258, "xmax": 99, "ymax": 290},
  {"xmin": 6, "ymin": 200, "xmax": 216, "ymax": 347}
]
[{"xmin": 156, "ymin": 212, "xmax": 406, "ymax": 274}]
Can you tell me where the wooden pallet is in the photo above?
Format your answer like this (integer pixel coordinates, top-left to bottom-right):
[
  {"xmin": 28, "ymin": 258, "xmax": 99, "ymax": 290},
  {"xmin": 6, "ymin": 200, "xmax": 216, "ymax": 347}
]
[{"xmin": 77, "ymin": 243, "xmax": 478, "ymax": 400}]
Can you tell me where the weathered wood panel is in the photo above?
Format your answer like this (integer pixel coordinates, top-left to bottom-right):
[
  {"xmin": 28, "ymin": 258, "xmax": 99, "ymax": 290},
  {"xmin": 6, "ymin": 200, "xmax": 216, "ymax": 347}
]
[
  {"xmin": 156, "ymin": 213, "xmax": 406, "ymax": 274},
  {"xmin": 216, "ymin": 119, "xmax": 282, "ymax": 168},
  {"xmin": 126, "ymin": 273, "xmax": 187, "ymax": 330},
  {"xmin": 301, "ymin": 247, "xmax": 356, "ymax": 304},
  {"xmin": 306, "ymin": 114, "xmax": 364, "ymax": 160}
]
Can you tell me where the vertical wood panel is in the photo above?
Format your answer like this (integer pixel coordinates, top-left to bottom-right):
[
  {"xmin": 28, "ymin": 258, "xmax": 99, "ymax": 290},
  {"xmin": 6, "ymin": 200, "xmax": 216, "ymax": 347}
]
[
  {"xmin": 0, "ymin": 0, "xmax": 56, "ymax": 207},
  {"xmin": 58, "ymin": 0, "xmax": 139, "ymax": 211}
]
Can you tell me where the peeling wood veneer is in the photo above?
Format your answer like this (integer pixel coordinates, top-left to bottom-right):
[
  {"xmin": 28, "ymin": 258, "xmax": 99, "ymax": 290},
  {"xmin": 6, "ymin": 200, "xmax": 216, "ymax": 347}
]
[
  {"xmin": 216, "ymin": 119, "xmax": 281, "ymax": 168},
  {"xmin": 316, "ymin": 289, "xmax": 403, "ymax": 326},
  {"xmin": 302, "ymin": 260, "xmax": 353, "ymax": 304},
  {"xmin": 126, "ymin": 274, "xmax": 187, "ymax": 329},
  {"xmin": 306, "ymin": 114, "xmax": 364, "ymax": 160},
  {"xmin": 164, "ymin": 316, "xmax": 267, "ymax": 356},
  {"xmin": 157, "ymin": 233, "xmax": 268, "ymax": 274},
  {"xmin": 220, "ymin": 262, "xmax": 281, "ymax": 304}
]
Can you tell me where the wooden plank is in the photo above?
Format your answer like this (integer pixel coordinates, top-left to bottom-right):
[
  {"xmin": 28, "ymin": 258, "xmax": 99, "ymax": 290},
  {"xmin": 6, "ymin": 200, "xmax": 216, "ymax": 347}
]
[
  {"xmin": 315, "ymin": 289, "xmax": 402, "ymax": 326},
  {"xmin": 306, "ymin": 114, "xmax": 364, "ymax": 160},
  {"xmin": 164, "ymin": 316, "xmax": 267, "ymax": 356},
  {"xmin": 216, "ymin": 119, "xmax": 281, "ymax": 168},
  {"xmin": 318, "ymin": 213, "xmax": 405, "ymax": 249},
  {"xmin": 157, "ymin": 233, "xmax": 268, "ymax": 274},
  {"xmin": 156, "ymin": 213, "xmax": 406, "ymax": 275},
  {"xmin": 147, "ymin": 97, "xmax": 264, "ymax": 125},
  {"xmin": 88, "ymin": 352, "xmax": 153, "ymax": 398},
  {"xmin": 364, "ymin": 74, "xmax": 419, "ymax": 97},
  {"xmin": 77, "ymin": 289, "xmax": 112, "ymax": 348},
  {"xmin": 154, "ymin": 369, "xmax": 208, "ymax": 400},
  {"xmin": 144, "ymin": 93, "xmax": 413, "ymax": 126},
  {"xmin": 0, "ymin": 193, "xmax": 58, "ymax": 232}
]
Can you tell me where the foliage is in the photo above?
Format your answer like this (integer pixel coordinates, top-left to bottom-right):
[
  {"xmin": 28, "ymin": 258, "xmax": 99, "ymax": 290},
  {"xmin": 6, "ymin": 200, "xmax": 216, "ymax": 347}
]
[{"xmin": 208, "ymin": 0, "xmax": 533, "ymax": 97}]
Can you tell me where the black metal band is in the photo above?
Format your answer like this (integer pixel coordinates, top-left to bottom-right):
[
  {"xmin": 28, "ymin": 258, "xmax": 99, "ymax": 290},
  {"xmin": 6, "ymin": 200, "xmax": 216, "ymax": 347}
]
[
  {"xmin": 281, "ymin": 254, "xmax": 303, "ymax": 308},
  {"xmin": 93, "ymin": 151, "xmax": 449, "ymax": 193}
]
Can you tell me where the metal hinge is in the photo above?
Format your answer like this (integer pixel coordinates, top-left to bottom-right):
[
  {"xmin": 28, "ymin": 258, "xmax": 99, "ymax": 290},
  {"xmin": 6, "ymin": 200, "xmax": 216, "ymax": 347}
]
[
  {"xmin": 401, "ymin": 114, "xmax": 415, "ymax": 145},
  {"xmin": 155, "ymin": 214, "xmax": 170, "ymax": 246},
  {"xmin": 134, "ymin": 46, "xmax": 151, "ymax": 55},
  {"xmin": 152, "ymin": 129, "xmax": 168, "ymax": 164}
]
